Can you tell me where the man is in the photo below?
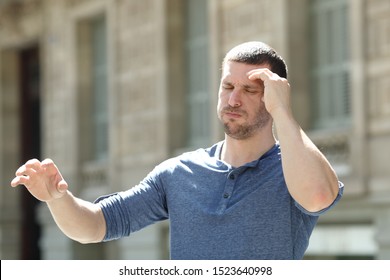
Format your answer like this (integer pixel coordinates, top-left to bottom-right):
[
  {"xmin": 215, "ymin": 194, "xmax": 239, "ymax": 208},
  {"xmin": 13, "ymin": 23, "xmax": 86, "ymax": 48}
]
[{"xmin": 11, "ymin": 41, "xmax": 343, "ymax": 259}]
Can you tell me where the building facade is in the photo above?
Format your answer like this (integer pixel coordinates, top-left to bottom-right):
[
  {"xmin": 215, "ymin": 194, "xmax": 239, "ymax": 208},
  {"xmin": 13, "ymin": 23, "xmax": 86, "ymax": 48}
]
[{"xmin": 0, "ymin": 0, "xmax": 389, "ymax": 259}]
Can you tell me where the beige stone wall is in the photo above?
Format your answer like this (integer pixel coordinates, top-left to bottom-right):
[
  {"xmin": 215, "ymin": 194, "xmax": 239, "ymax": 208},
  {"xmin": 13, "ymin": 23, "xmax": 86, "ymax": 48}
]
[
  {"xmin": 366, "ymin": 0, "xmax": 390, "ymax": 175},
  {"xmin": 1, "ymin": 0, "xmax": 390, "ymax": 259},
  {"xmin": 365, "ymin": 0, "xmax": 390, "ymax": 259}
]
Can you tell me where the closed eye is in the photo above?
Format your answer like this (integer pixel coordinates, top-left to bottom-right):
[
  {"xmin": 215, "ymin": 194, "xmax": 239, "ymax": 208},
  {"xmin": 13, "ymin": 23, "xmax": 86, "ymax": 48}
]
[
  {"xmin": 245, "ymin": 88, "xmax": 258, "ymax": 94},
  {"xmin": 244, "ymin": 86, "xmax": 261, "ymax": 94},
  {"xmin": 222, "ymin": 83, "xmax": 234, "ymax": 90}
]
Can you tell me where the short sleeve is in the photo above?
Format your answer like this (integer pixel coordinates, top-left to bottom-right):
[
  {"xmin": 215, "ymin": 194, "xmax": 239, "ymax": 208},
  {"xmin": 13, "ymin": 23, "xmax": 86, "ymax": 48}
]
[
  {"xmin": 94, "ymin": 166, "xmax": 169, "ymax": 241},
  {"xmin": 294, "ymin": 181, "xmax": 344, "ymax": 216}
]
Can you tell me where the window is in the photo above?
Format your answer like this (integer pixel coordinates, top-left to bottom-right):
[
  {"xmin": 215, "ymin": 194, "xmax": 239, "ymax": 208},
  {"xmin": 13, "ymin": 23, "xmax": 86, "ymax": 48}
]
[
  {"xmin": 75, "ymin": 15, "xmax": 108, "ymax": 259},
  {"xmin": 90, "ymin": 16, "xmax": 108, "ymax": 161},
  {"xmin": 78, "ymin": 15, "xmax": 108, "ymax": 162},
  {"xmin": 184, "ymin": 0, "xmax": 210, "ymax": 148},
  {"xmin": 310, "ymin": 0, "xmax": 350, "ymax": 129}
]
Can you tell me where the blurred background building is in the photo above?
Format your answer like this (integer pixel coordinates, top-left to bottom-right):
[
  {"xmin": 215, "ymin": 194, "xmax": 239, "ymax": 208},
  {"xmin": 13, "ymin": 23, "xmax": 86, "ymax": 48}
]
[{"xmin": 0, "ymin": 0, "xmax": 389, "ymax": 260}]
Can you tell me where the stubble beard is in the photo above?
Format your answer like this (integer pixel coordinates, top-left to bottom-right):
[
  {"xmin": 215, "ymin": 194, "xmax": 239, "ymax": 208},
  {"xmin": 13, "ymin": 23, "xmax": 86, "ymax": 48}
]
[{"xmin": 219, "ymin": 105, "xmax": 271, "ymax": 140}]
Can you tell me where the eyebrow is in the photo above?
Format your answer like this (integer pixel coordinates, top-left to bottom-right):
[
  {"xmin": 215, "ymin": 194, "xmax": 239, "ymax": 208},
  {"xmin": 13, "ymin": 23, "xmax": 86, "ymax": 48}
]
[
  {"xmin": 243, "ymin": 84, "xmax": 261, "ymax": 91},
  {"xmin": 222, "ymin": 81, "xmax": 260, "ymax": 89}
]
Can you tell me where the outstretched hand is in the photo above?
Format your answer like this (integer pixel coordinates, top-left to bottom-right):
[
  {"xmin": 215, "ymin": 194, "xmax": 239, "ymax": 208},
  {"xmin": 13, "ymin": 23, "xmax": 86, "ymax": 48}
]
[{"xmin": 11, "ymin": 159, "xmax": 68, "ymax": 202}]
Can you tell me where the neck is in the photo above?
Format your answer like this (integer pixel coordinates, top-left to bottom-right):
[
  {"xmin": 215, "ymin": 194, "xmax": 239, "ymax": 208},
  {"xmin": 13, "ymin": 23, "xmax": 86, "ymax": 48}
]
[{"xmin": 221, "ymin": 129, "xmax": 276, "ymax": 167}]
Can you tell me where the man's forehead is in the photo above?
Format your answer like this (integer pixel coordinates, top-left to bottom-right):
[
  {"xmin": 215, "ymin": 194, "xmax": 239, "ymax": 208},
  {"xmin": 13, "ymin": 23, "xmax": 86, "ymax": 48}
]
[
  {"xmin": 222, "ymin": 61, "xmax": 269, "ymax": 76},
  {"xmin": 221, "ymin": 77, "xmax": 264, "ymax": 91},
  {"xmin": 221, "ymin": 62, "xmax": 266, "ymax": 86}
]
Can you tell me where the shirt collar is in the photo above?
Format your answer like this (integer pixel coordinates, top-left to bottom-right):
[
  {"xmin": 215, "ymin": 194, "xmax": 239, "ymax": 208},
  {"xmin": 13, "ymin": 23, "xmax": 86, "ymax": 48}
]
[{"xmin": 213, "ymin": 140, "xmax": 279, "ymax": 168}]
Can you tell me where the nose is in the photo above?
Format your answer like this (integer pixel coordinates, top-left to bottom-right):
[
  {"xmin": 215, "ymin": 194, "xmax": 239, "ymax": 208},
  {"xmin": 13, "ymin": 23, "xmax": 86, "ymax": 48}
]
[{"xmin": 228, "ymin": 89, "xmax": 242, "ymax": 107}]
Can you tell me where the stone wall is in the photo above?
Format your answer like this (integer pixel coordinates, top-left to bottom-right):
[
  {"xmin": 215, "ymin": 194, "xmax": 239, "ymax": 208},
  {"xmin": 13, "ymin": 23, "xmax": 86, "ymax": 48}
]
[{"xmin": 0, "ymin": 0, "xmax": 390, "ymax": 259}]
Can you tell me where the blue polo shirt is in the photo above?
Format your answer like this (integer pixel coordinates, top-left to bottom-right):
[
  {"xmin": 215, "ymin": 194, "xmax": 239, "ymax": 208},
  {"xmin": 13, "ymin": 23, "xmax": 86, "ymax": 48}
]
[{"xmin": 96, "ymin": 141, "xmax": 343, "ymax": 259}]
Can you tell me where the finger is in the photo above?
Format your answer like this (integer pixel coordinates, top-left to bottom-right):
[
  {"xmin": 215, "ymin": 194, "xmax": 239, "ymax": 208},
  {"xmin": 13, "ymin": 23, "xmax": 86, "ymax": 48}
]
[
  {"xmin": 15, "ymin": 165, "xmax": 27, "ymax": 176},
  {"xmin": 57, "ymin": 179, "xmax": 68, "ymax": 193},
  {"xmin": 15, "ymin": 158, "xmax": 41, "ymax": 176},
  {"xmin": 11, "ymin": 176, "xmax": 20, "ymax": 187},
  {"xmin": 25, "ymin": 158, "xmax": 41, "ymax": 169},
  {"xmin": 41, "ymin": 158, "xmax": 58, "ymax": 175},
  {"xmin": 41, "ymin": 159, "xmax": 67, "ymax": 193},
  {"xmin": 15, "ymin": 165, "xmax": 37, "ymax": 177},
  {"xmin": 10, "ymin": 176, "xmax": 28, "ymax": 187},
  {"xmin": 247, "ymin": 68, "xmax": 271, "ymax": 76},
  {"xmin": 247, "ymin": 69, "xmax": 273, "ymax": 81}
]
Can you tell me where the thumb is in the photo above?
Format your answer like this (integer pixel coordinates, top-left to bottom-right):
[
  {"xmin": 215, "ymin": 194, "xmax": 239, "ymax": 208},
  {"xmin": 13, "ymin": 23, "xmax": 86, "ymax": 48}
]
[{"xmin": 57, "ymin": 179, "xmax": 68, "ymax": 193}]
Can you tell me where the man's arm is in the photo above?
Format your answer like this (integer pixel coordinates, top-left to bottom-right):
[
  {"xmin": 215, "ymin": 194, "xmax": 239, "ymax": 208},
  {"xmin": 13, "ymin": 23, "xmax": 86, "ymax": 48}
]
[
  {"xmin": 272, "ymin": 111, "xmax": 339, "ymax": 212},
  {"xmin": 249, "ymin": 69, "xmax": 340, "ymax": 212},
  {"xmin": 11, "ymin": 159, "xmax": 106, "ymax": 243}
]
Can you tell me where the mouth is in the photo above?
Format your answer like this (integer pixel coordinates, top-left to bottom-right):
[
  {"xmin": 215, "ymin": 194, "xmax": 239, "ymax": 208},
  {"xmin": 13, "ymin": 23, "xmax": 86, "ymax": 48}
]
[
  {"xmin": 225, "ymin": 112, "xmax": 242, "ymax": 119},
  {"xmin": 223, "ymin": 108, "xmax": 246, "ymax": 119}
]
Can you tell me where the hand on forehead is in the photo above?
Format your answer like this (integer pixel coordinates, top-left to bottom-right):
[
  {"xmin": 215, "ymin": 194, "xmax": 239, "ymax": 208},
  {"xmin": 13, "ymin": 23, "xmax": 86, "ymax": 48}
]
[{"xmin": 247, "ymin": 68, "xmax": 279, "ymax": 82}]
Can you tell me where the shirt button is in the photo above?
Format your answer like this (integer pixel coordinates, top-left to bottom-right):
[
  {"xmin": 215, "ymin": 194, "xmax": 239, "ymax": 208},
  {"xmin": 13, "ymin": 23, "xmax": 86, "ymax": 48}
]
[
  {"xmin": 223, "ymin": 193, "xmax": 230, "ymax": 199},
  {"xmin": 229, "ymin": 174, "xmax": 235, "ymax": 180}
]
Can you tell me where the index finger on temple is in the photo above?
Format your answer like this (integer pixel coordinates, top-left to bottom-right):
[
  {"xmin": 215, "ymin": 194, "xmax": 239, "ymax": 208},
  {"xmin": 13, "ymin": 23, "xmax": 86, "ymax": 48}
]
[{"xmin": 247, "ymin": 69, "xmax": 272, "ymax": 81}]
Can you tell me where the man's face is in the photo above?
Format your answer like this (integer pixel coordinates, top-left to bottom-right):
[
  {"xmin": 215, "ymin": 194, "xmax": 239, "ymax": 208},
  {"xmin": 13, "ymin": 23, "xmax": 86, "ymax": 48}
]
[{"xmin": 217, "ymin": 61, "xmax": 272, "ymax": 140}]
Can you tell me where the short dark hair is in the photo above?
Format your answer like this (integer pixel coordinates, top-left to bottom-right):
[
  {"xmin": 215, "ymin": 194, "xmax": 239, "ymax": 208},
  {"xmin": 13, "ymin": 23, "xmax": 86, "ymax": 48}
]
[{"xmin": 222, "ymin": 41, "xmax": 288, "ymax": 79}]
